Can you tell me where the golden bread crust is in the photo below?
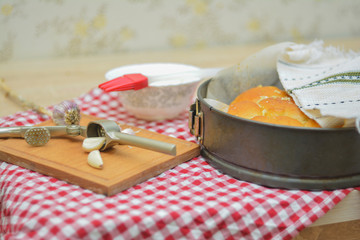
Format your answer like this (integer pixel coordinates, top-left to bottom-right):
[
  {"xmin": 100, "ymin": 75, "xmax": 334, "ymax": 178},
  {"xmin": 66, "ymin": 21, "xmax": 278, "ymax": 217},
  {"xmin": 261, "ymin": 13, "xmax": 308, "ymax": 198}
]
[{"xmin": 227, "ymin": 86, "xmax": 320, "ymax": 128}]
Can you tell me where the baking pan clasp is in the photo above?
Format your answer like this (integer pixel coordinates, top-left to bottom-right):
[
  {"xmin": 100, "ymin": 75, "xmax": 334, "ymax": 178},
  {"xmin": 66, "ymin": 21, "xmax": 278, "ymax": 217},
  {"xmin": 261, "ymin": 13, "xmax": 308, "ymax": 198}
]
[{"xmin": 188, "ymin": 98, "xmax": 204, "ymax": 144}]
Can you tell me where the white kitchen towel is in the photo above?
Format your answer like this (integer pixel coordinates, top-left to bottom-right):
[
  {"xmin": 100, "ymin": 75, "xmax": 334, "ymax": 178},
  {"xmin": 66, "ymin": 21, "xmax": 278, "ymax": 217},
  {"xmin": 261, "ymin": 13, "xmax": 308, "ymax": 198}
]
[{"xmin": 277, "ymin": 40, "xmax": 360, "ymax": 131}]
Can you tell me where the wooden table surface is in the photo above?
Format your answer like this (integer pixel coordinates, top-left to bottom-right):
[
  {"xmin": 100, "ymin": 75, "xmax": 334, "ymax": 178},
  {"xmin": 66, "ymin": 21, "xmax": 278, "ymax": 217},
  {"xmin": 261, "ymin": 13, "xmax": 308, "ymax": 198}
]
[{"xmin": 1, "ymin": 38, "xmax": 360, "ymax": 239}]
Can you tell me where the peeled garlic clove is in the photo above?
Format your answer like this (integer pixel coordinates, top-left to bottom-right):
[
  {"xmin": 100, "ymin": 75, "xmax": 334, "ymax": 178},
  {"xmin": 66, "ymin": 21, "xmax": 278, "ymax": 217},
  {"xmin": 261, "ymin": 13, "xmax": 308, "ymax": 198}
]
[
  {"xmin": 82, "ymin": 137, "xmax": 106, "ymax": 152},
  {"xmin": 88, "ymin": 150, "xmax": 103, "ymax": 169}
]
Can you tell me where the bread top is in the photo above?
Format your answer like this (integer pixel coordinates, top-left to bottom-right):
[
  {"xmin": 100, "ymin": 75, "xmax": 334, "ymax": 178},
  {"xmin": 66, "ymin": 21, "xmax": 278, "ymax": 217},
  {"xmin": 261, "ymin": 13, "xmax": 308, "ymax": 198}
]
[{"xmin": 227, "ymin": 86, "xmax": 320, "ymax": 128}]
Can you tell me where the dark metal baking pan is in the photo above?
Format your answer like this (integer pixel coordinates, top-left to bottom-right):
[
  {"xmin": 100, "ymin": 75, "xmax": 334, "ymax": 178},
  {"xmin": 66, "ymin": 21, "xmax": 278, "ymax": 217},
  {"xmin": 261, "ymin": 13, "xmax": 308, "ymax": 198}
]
[{"xmin": 189, "ymin": 79, "xmax": 360, "ymax": 190}]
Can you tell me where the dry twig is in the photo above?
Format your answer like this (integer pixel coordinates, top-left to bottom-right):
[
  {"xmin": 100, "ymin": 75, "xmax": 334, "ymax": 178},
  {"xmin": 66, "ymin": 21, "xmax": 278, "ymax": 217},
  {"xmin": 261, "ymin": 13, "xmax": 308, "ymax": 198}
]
[{"xmin": 0, "ymin": 77, "xmax": 52, "ymax": 117}]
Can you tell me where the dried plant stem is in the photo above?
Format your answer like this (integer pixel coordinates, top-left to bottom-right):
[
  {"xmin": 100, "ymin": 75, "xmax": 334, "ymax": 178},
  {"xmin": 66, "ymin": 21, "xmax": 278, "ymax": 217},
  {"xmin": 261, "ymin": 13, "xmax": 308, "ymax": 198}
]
[{"xmin": 0, "ymin": 77, "xmax": 52, "ymax": 117}]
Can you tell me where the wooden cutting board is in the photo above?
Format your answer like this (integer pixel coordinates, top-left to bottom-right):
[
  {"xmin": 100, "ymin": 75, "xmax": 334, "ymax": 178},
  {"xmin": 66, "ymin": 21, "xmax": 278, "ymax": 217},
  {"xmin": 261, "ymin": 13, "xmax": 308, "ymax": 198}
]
[{"xmin": 0, "ymin": 115, "xmax": 200, "ymax": 196}]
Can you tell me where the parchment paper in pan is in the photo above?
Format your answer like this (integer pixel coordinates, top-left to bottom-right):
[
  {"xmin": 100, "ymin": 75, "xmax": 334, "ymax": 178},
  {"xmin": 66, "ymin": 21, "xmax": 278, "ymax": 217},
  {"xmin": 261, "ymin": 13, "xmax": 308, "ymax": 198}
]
[{"xmin": 206, "ymin": 42, "xmax": 292, "ymax": 104}]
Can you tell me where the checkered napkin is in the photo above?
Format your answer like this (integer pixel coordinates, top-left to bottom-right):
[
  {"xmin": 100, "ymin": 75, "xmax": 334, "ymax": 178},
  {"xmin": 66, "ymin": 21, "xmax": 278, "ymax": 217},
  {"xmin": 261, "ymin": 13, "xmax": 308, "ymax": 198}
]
[
  {"xmin": 0, "ymin": 88, "xmax": 355, "ymax": 240},
  {"xmin": 277, "ymin": 40, "xmax": 360, "ymax": 129}
]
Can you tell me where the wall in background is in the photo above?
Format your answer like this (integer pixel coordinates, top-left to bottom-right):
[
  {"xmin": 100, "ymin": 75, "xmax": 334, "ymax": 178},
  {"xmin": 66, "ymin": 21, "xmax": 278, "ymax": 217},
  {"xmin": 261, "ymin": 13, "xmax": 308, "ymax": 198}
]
[{"xmin": 1, "ymin": 0, "xmax": 359, "ymax": 62}]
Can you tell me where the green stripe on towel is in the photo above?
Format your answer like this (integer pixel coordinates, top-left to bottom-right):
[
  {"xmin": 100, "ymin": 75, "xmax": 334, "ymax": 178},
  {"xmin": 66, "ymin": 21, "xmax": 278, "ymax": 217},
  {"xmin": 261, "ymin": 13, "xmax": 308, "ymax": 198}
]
[{"xmin": 289, "ymin": 72, "xmax": 360, "ymax": 93}]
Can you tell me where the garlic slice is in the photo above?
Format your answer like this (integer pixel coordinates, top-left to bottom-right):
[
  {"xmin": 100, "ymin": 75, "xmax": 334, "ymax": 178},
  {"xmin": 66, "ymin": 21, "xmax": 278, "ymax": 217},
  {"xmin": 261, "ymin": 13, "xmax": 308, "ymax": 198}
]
[
  {"xmin": 82, "ymin": 137, "xmax": 106, "ymax": 152},
  {"xmin": 87, "ymin": 150, "xmax": 103, "ymax": 169}
]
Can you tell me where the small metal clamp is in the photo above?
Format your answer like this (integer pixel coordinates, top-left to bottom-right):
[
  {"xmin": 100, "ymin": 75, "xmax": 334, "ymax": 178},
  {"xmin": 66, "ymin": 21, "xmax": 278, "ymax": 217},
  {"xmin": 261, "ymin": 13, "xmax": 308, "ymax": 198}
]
[{"xmin": 188, "ymin": 98, "xmax": 204, "ymax": 144}]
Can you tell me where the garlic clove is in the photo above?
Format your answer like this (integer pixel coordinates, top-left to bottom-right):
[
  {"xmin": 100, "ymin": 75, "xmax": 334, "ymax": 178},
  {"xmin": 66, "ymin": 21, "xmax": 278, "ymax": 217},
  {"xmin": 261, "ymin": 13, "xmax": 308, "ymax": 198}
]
[
  {"xmin": 87, "ymin": 150, "xmax": 103, "ymax": 169},
  {"xmin": 82, "ymin": 137, "xmax": 106, "ymax": 152}
]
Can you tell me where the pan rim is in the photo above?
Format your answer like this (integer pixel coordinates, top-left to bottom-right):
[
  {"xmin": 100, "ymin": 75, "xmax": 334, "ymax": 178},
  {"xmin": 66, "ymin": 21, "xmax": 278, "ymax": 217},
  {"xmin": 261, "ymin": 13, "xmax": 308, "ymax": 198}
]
[{"xmin": 198, "ymin": 79, "xmax": 356, "ymax": 133}]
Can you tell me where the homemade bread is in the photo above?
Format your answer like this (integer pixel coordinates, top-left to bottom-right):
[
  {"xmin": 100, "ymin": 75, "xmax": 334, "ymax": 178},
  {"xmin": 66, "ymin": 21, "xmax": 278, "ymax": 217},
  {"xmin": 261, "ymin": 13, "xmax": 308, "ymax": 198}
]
[{"xmin": 227, "ymin": 86, "xmax": 320, "ymax": 128}]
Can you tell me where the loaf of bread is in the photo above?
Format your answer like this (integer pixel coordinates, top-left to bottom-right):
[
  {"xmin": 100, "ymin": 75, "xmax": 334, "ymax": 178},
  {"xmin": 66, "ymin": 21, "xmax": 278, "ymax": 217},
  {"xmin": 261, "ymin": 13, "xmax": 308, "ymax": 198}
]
[{"xmin": 227, "ymin": 86, "xmax": 320, "ymax": 128}]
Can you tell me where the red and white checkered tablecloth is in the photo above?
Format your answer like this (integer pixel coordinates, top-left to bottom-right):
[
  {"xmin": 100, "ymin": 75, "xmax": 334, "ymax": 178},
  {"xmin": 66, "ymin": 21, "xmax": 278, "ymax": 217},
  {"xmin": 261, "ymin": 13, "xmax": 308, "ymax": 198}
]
[{"xmin": 0, "ymin": 88, "xmax": 355, "ymax": 240}]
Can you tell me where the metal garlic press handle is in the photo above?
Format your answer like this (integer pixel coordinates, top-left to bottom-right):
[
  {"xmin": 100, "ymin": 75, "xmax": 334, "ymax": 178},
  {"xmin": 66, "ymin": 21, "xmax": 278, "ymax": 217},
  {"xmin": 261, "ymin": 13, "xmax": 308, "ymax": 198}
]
[
  {"xmin": 0, "ymin": 125, "xmax": 87, "ymax": 138},
  {"xmin": 86, "ymin": 120, "xmax": 177, "ymax": 156},
  {"xmin": 0, "ymin": 126, "xmax": 28, "ymax": 138},
  {"xmin": 109, "ymin": 131, "xmax": 177, "ymax": 156}
]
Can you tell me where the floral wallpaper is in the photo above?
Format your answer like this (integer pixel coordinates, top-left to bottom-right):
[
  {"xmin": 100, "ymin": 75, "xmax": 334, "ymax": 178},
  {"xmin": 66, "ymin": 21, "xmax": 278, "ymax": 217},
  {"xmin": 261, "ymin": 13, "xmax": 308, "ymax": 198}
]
[{"xmin": 0, "ymin": 0, "xmax": 359, "ymax": 62}]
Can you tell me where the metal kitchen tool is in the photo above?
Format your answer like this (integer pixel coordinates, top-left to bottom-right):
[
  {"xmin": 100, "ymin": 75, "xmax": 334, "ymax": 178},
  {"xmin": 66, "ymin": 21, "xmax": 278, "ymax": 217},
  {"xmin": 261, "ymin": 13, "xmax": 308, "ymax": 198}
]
[
  {"xmin": 189, "ymin": 79, "xmax": 360, "ymax": 190},
  {"xmin": 86, "ymin": 120, "xmax": 177, "ymax": 156},
  {"xmin": 0, "ymin": 120, "xmax": 176, "ymax": 155},
  {"xmin": 0, "ymin": 125, "xmax": 87, "ymax": 146}
]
